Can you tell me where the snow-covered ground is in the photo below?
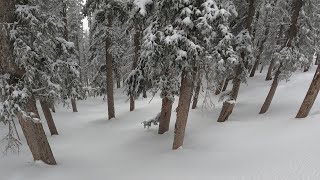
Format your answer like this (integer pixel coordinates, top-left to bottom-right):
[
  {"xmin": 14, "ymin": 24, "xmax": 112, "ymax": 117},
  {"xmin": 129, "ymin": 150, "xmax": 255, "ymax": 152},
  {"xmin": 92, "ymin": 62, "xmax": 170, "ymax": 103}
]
[{"xmin": 1, "ymin": 66, "xmax": 320, "ymax": 180}]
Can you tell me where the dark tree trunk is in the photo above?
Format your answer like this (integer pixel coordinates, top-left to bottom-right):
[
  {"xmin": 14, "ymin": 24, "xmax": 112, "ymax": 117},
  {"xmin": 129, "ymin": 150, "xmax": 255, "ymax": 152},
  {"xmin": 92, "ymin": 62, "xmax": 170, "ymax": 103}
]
[
  {"xmin": 260, "ymin": 0, "xmax": 303, "ymax": 113},
  {"xmin": 260, "ymin": 67, "xmax": 281, "ymax": 114},
  {"xmin": 51, "ymin": 102, "xmax": 56, "ymax": 113},
  {"xmin": 18, "ymin": 98, "xmax": 57, "ymax": 165},
  {"xmin": 117, "ymin": 80, "xmax": 121, "ymax": 89},
  {"xmin": 250, "ymin": 60, "xmax": 260, "ymax": 77},
  {"xmin": 217, "ymin": 0, "xmax": 256, "ymax": 122},
  {"xmin": 40, "ymin": 100, "xmax": 58, "ymax": 135},
  {"xmin": 296, "ymin": 65, "xmax": 320, "ymax": 118},
  {"xmin": 142, "ymin": 88, "xmax": 147, "ymax": 98},
  {"xmin": 130, "ymin": 29, "xmax": 141, "ymax": 111},
  {"xmin": 71, "ymin": 98, "xmax": 78, "ymax": 112},
  {"xmin": 266, "ymin": 59, "xmax": 275, "ymax": 81},
  {"xmin": 222, "ymin": 78, "xmax": 230, "ymax": 92},
  {"xmin": 173, "ymin": 71, "xmax": 194, "ymax": 150},
  {"xmin": 106, "ymin": 37, "xmax": 115, "ymax": 119},
  {"xmin": 192, "ymin": 73, "xmax": 202, "ymax": 109},
  {"xmin": 217, "ymin": 65, "xmax": 242, "ymax": 122},
  {"xmin": 158, "ymin": 95, "xmax": 173, "ymax": 134},
  {"xmin": 260, "ymin": 65, "xmax": 264, "ymax": 73}
]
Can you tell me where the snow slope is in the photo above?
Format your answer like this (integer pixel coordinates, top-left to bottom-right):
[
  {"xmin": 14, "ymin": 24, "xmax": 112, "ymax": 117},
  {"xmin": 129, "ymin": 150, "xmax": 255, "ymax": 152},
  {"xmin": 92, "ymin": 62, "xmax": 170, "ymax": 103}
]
[{"xmin": 1, "ymin": 66, "xmax": 320, "ymax": 180}]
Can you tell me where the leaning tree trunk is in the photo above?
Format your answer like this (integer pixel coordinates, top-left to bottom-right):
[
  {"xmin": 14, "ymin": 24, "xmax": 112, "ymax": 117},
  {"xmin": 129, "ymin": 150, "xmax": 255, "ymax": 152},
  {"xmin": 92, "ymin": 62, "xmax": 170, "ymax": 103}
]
[
  {"xmin": 158, "ymin": 95, "xmax": 173, "ymax": 134},
  {"xmin": 260, "ymin": 0, "xmax": 303, "ymax": 113},
  {"xmin": 218, "ymin": 65, "xmax": 242, "ymax": 122},
  {"xmin": 259, "ymin": 67, "xmax": 281, "ymax": 114},
  {"xmin": 192, "ymin": 73, "xmax": 202, "ymax": 109},
  {"xmin": 71, "ymin": 98, "xmax": 78, "ymax": 112},
  {"xmin": 260, "ymin": 65, "xmax": 264, "ymax": 73},
  {"xmin": 130, "ymin": 29, "xmax": 141, "ymax": 111},
  {"xmin": 217, "ymin": 0, "xmax": 256, "ymax": 122},
  {"xmin": 222, "ymin": 78, "xmax": 230, "ymax": 92},
  {"xmin": 40, "ymin": 100, "xmax": 58, "ymax": 135},
  {"xmin": 172, "ymin": 71, "xmax": 194, "ymax": 150},
  {"xmin": 106, "ymin": 37, "xmax": 115, "ymax": 119},
  {"xmin": 296, "ymin": 65, "xmax": 320, "ymax": 118},
  {"xmin": 18, "ymin": 98, "xmax": 57, "ymax": 165},
  {"xmin": 266, "ymin": 59, "xmax": 275, "ymax": 81}
]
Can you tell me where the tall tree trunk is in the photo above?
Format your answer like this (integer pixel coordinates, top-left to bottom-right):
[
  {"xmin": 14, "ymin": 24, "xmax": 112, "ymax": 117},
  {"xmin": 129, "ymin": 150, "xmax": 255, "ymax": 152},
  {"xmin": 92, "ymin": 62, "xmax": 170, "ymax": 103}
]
[
  {"xmin": 217, "ymin": 0, "xmax": 256, "ymax": 122},
  {"xmin": 18, "ymin": 98, "xmax": 57, "ymax": 165},
  {"xmin": 172, "ymin": 71, "xmax": 194, "ymax": 150},
  {"xmin": 71, "ymin": 98, "xmax": 78, "ymax": 112},
  {"xmin": 158, "ymin": 95, "xmax": 173, "ymax": 134},
  {"xmin": 260, "ymin": 0, "xmax": 303, "ymax": 113},
  {"xmin": 259, "ymin": 67, "xmax": 281, "ymax": 114},
  {"xmin": 117, "ymin": 80, "xmax": 121, "ymax": 89},
  {"xmin": 266, "ymin": 59, "xmax": 275, "ymax": 81},
  {"xmin": 106, "ymin": 37, "xmax": 115, "ymax": 119},
  {"xmin": 40, "ymin": 100, "xmax": 58, "ymax": 135},
  {"xmin": 296, "ymin": 65, "xmax": 320, "ymax": 118},
  {"xmin": 250, "ymin": 60, "xmax": 260, "ymax": 77},
  {"xmin": 142, "ymin": 88, "xmax": 147, "ymax": 98},
  {"xmin": 130, "ymin": 29, "xmax": 141, "ymax": 111}
]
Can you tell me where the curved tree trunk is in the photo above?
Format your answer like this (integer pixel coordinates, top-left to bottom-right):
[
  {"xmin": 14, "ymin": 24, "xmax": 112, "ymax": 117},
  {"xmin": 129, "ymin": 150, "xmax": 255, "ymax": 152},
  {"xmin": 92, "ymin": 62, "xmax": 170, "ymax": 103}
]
[
  {"xmin": 173, "ymin": 71, "xmax": 194, "ymax": 150},
  {"xmin": 106, "ymin": 37, "xmax": 115, "ymax": 119},
  {"xmin": 296, "ymin": 65, "xmax": 320, "ymax": 118},
  {"xmin": 260, "ymin": 67, "xmax": 280, "ymax": 114},
  {"xmin": 18, "ymin": 98, "xmax": 57, "ymax": 165},
  {"xmin": 130, "ymin": 29, "xmax": 141, "ymax": 111},
  {"xmin": 40, "ymin": 100, "xmax": 58, "ymax": 135},
  {"xmin": 71, "ymin": 98, "xmax": 78, "ymax": 112},
  {"xmin": 158, "ymin": 95, "xmax": 173, "ymax": 134}
]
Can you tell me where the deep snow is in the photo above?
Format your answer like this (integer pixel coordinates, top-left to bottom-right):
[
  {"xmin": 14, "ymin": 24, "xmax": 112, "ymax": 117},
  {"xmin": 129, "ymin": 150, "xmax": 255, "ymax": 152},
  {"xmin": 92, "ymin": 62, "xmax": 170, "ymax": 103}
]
[{"xmin": 1, "ymin": 66, "xmax": 320, "ymax": 180}]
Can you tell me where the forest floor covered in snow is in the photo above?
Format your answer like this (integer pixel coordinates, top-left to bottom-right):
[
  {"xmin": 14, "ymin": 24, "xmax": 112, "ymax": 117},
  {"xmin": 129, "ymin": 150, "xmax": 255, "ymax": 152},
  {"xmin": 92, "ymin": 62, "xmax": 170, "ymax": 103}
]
[{"xmin": 2, "ymin": 67, "xmax": 320, "ymax": 180}]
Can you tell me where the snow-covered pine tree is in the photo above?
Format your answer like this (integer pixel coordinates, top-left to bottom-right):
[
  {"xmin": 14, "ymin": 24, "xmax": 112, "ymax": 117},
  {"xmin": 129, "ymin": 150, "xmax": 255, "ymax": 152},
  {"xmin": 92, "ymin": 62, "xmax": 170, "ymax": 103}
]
[
  {"xmin": 84, "ymin": 0, "xmax": 128, "ymax": 119},
  {"xmin": 217, "ymin": 0, "xmax": 256, "ymax": 122},
  {"xmin": 260, "ymin": 0, "xmax": 304, "ymax": 114}
]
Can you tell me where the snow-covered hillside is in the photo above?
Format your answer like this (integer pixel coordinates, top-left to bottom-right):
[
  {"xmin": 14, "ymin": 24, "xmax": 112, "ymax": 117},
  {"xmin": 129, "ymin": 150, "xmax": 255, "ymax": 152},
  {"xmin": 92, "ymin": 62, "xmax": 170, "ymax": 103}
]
[{"xmin": 1, "ymin": 67, "xmax": 320, "ymax": 180}]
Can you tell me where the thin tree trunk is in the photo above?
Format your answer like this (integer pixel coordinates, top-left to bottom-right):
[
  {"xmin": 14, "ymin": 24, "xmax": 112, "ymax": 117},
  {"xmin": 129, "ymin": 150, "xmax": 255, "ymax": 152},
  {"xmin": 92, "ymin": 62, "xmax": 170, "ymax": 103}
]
[
  {"xmin": 173, "ymin": 71, "xmax": 194, "ymax": 150},
  {"xmin": 296, "ymin": 65, "xmax": 320, "ymax": 118},
  {"xmin": 158, "ymin": 95, "xmax": 173, "ymax": 134},
  {"xmin": 71, "ymin": 98, "xmax": 78, "ymax": 112},
  {"xmin": 260, "ymin": 65, "xmax": 264, "ymax": 73},
  {"xmin": 266, "ymin": 59, "xmax": 275, "ymax": 81},
  {"xmin": 222, "ymin": 78, "xmax": 230, "ymax": 92},
  {"xmin": 215, "ymin": 80, "xmax": 223, "ymax": 95},
  {"xmin": 142, "ymin": 88, "xmax": 147, "ymax": 98},
  {"xmin": 250, "ymin": 60, "xmax": 260, "ymax": 77},
  {"xmin": 117, "ymin": 80, "xmax": 121, "ymax": 89},
  {"xmin": 259, "ymin": 67, "xmax": 281, "ymax": 114},
  {"xmin": 18, "ymin": 98, "xmax": 57, "ymax": 165},
  {"xmin": 51, "ymin": 102, "xmax": 56, "ymax": 113},
  {"xmin": 130, "ymin": 29, "xmax": 141, "ymax": 111},
  {"xmin": 40, "ymin": 100, "xmax": 58, "ymax": 135},
  {"xmin": 106, "ymin": 37, "xmax": 115, "ymax": 119},
  {"xmin": 192, "ymin": 73, "xmax": 201, "ymax": 109}
]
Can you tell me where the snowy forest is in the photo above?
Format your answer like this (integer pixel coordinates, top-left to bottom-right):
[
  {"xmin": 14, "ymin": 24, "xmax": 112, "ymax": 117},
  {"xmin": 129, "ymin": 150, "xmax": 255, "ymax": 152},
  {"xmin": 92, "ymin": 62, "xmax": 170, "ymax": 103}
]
[{"xmin": 1, "ymin": 0, "xmax": 320, "ymax": 179}]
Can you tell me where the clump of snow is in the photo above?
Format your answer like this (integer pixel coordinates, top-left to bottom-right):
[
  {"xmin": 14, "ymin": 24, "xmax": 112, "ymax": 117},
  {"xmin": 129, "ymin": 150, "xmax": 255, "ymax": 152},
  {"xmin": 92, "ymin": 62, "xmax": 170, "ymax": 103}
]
[{"xmin": 134, "ymin": 0, "xmax": 153, "ymax": 16}]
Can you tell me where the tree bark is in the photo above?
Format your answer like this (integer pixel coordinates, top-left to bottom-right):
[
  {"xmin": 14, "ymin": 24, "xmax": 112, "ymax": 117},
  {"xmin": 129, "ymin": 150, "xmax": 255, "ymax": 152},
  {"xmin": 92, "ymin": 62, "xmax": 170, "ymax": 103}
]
[
  {"xmin": 296, "ymin": 65, "xmax": 320, "ymax": 118},
  {"xmin": 158, "ymin": 95, "xmax": 173, "ymax": 134},
  {"xmin": 266, "ymin": 59, "xmax": 275, "ymax": 81},
  {"xmin": 192, "ymin": 73, "xmax": 202, "ymax": 109},
  {"xmin": 71, "ymin": 98, "xmax": 78, "ymax": 112},
  {"xmin": 250, "ymin": 60, "xmax": 260, "ymax": 77},
  {"xmin": 217, "ymin": 65, "xmax": 242, "ymax": 122},
  {"xmin": 106, "ymin": 37, "xmax": 115, "ymax": 119},
  {"xmin": 259, "ymin": 67, "xmax": 281, "ymax": 114},
  {"xmin": 40, "ymin": 100, "xmax": 58, "ymax": 135},
  {"xmin": 260, "ymin": 65, "xmax": 264, "ymax": 73},
  {"xmin": 172, "ymin": 71, "xmax": 194, "ymax": 150},
  {"xmin": 130, "ymin": 29, "xmax": 141, "ymax": 111},
  {"xmin": 51, "ymin": 102, "xmax": 56, "ymax": 113},
  {"xmin": 222, "ymin": 78, "xmax": 230, "ymax": 92},
  {"xmin": 18, "ymin": 98, "xmax": 57, "ymax": 165},
  {"xmin": 260, "ymin": 0, "xmax": 303, "ymax": 113},
  {"xmin": 116, "ymin": 80, "xmax": 121, "ymax": 89}
]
